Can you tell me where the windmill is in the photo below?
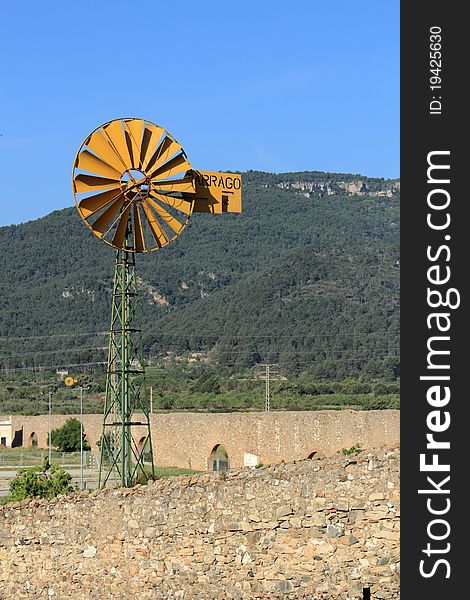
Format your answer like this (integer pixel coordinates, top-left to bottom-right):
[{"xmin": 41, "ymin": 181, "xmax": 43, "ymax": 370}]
[{"xmin": 72, "ymin": 118, "xmax": 242, "ymax": 487}]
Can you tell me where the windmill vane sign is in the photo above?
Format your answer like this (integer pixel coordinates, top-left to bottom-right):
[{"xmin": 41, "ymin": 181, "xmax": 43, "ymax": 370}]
[{"xmin": 192, "ymin": 171, "xmax": 242, "ymax": 214}]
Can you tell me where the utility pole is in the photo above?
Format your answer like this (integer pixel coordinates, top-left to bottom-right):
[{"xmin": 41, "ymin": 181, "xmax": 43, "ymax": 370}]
[
  {"xmin": 64, "ymin": 377, "xmax": 86, "ymax": 490},
  {"xmin": 258, "ymin": 364, "xmax": 279, "ymax": 412},
  {"xmin": 265, "ymin": 364, "xmax": 270, "ymax": 412}
]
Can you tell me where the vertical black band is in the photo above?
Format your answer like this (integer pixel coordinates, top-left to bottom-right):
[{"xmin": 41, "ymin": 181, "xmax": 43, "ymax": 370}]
[{"xmin": 401, "ymin": 3, "xmax": 465, "ymax": 597}]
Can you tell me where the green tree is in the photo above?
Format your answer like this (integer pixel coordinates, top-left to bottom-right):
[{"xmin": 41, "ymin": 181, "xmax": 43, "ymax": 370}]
[
  {"xmin": 50, "ymin": 418, "xmax": 91, "ymax": 452},
  {"xmin": 8, "ymin": 458, "xmax": 74, "ymax": 501},
  {"xmin": 190, "ymin": 370, "xmax": 221, "ymax": 393}
]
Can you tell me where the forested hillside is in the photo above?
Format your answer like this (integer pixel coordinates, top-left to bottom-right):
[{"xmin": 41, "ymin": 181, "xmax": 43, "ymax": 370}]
[{"xmin": 0, "ymin": 171, "xmax": 399, "ymax": 380}]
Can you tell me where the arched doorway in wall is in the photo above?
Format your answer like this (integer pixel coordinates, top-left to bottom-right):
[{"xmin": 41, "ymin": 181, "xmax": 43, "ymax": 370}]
[
  {"xmin": 137, "ymin": 436, "xmax": 146, "ymax": 454},
  {"xmin": 12, "ymin": 427, "xmax": 23, "ymax": 448},
  {"xmin": 209, "ymin": 444, "xmax": 229, "ymax": 472},
  {"xmin": 137, "ymin": 436, "xmax": 152, "ymax": 462},
  {"xmin": 30, "ymin": 432, "xmax": 38, "ymax": 448}
]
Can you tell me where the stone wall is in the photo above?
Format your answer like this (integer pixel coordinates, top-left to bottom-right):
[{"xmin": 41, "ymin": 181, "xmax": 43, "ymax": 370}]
[
  {"xmin": 10, "ymin": 410, "xmax": 399, "ymax": 471},
  {"xmin": 0, "ymin": 446, "xmax": 399, "ymax": 599}
]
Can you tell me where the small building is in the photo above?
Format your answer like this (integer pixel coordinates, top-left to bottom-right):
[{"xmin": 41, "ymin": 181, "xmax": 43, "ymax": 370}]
[
  {"xmin": 0, "ymin": 417, "xmax": 23, "ymax": 448},
  {"xmin": 0, "ymin": 417, "xmax": 12, "ymax": 447}
]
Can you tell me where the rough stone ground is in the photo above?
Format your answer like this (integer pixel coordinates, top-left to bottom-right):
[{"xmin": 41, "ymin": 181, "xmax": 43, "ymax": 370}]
[{"xmin": 0, "ymin": 446, "xmax": 400, "ymax": 599}]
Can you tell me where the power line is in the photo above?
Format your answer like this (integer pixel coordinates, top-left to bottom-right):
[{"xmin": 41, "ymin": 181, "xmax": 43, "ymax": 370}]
[
  {"xmin": 148, "ymin": 331, "xmax": 398, "ymax": 339},
  {"xmin": 0, "ymin": 346, "xmax": 401, "ymax": 360},
  {"xmin": 0, "ymin": 361, "xmax": 107, "ymax": 374},
  {"xmin": 0, "ymin": 330, "xmax": 397, "ymax": 342},
  {"xmin": 0, "ymin": 349, "xmax": 399, "ymax": 368},
  {"xmin": 158, "ymin": 349, "xmax": 401, "ymax": 357},
  {"xmin": 0, "ymin": 351, "xmax": 400, "ymax": 375},
  {"xmin": 0, "ymin": 346, "xmax": 108, "ymax": 359},
  {"xmin": 0, "ymin": 331, "xmax": 108, "ymax": 342}
]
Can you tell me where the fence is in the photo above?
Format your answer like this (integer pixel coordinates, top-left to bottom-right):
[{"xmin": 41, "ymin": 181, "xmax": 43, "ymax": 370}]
[{"xmin": 0, "ymin": 449, "xmax": 96, "ymax": 469}]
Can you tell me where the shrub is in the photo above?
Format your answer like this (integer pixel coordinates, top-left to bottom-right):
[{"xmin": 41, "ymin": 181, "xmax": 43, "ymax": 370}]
[
  {"xmin": 8, "ymin": 458, "xmax": 74, "ymax": 502},
  {"xmin": 373, "ymin": 382, "xmax": 400, "ymax": 396},
  {"xmin": 340, "ymin": 444, "xmax": 362, "ymax": 456},
  {"xmin": 342, "ymin": 382, "xmax": 372, "ymax": 395},
  {"xmin": 361, "ymin": 396, "xmax": 398, "ymax": 410},
  {"xmin": 50, "ymin": 418, "xmax": 90, "ymax": 452},
  {"xmin": 135, "ymin": 470, "xmax": 158, "ymax": 485},
  {"xmin": 190, "ymin": 371, "xmax": 221, "ymax": 394}
]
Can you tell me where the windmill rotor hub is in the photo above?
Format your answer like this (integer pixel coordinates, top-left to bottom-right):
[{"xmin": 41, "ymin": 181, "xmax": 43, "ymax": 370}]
[
  {"xmin": 120, "ymin": 170, "xmax": 150, "ymax": 202},
  {"xmin": 120, "ymin": 169, "xmax": 145, "ymax": 185}
]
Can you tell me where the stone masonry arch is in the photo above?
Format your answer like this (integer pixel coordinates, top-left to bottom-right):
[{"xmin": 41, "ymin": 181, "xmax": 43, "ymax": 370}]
[
  {"xmin": 137, "ymin": 436, "xmax": 147, "ymax": 454},
  {"xmin": 208, "ymin": 443, "xmax": 230, "ymax": 472}
]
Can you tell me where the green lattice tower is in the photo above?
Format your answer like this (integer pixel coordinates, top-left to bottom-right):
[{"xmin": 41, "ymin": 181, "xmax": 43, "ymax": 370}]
[{"xmin": 98, "ymin": 234, "xmax": 155, "ymax": 488}]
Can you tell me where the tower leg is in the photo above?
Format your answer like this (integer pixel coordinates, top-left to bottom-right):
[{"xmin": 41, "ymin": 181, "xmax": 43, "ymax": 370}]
[{"xmin": 99, "ymin": 248, "xmax": 155, "ymax": 488}]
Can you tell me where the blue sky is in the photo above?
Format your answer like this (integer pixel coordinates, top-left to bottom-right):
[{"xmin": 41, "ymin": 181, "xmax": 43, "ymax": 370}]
[{"xmin": 0, "ymin": 0, "xmax": 399, "ymax": 226}]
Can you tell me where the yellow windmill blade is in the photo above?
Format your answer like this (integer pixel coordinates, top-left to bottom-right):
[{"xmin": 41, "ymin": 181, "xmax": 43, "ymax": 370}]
[
  {"xmin": 77, "ymin": 149, "xmax": 123, "ymax": 180},
  {"xmin": 147, "ymin": 197, "xmax": 185, "ymax": 235},
  {"xmin": 141, "ymin": 124, "xmax": 165, "ymax": 170},
  {"xmin": 103, "ymin": 120, "xmax": 133, "ymax": 170},
  {"xmin": 150, "ymin": 152, "xmax": 191, "ymax": 181},
  {"xmin": 152, "ymin": 175, "xmax": 196, "ymax": 194},
  {"xmin": 146, "ymin": 136, "xmax": 182, "ymax": 175},
  {"xmin": 91, "ymin": 197, "xmax": 127, "ymax": 236},
  {"xmin": 133, "ymin": 203, "xmax": 145, "ymax": 252},
  {"xmin": 74, "ymin": 174, "xmax": 120, "ymax": 194},
  {"xmin": 111, "ymin": 202, "xmax": 132, "ymax": 248},
  {"xmin": 124, "ymin": 119, "xmax": 145, "ymax": 169},
  {"xmin": 140, "ymin": 201, "xmax": 169, "ymax": 247},
  {"xmin": 149, "ymin": 190, "xmax": 193, "ymax": 216},
  {"xmin": 85, "ymin": 129, "xmax": 128, "ymax": 173},
  {"xmin": 78, "ymin": 189, "xmax": 124, "ymax": 218}
]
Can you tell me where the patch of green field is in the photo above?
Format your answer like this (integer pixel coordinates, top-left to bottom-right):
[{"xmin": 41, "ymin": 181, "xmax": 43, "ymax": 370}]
[{"xmin": 154, "ymin": 466, "xmax": 200, "ymax": 478}]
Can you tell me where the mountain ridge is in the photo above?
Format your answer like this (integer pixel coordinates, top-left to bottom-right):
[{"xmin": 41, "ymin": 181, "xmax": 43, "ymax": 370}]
[{"xmin": 0, "ymin": 170, "xmax": 400, "ymax": 379}]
